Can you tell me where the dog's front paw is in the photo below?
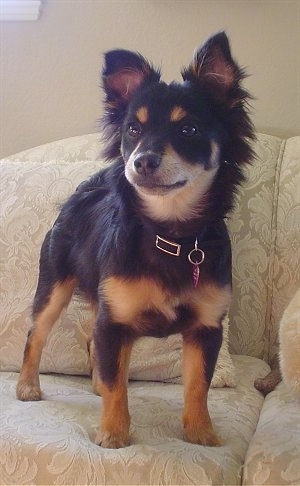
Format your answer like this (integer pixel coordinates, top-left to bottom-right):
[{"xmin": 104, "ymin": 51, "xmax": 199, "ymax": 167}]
[
  {"xmin": 16, "ymin": 382, "xmax": 42, "ymax": 401},
  {"xmin": 95, "ymin": 428, "xmax": 130, "ymax": 449},
  {"xmin": 184, "ymin": 424, "xmax": 221, "ymax": 447}
]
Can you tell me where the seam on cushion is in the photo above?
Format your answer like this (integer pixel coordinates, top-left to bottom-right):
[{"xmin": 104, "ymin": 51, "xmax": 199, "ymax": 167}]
[{"xmin": 263, "ymin": 139, "xmax": 286, "ymax": 364}]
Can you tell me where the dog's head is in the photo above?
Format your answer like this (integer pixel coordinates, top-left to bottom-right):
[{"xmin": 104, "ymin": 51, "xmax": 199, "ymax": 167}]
[{"xmin": 101, "ymin": 32, "xmax": 254, "ymax": 221}]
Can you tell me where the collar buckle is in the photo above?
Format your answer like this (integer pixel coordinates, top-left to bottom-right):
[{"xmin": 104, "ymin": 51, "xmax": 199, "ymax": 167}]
[{"xmin": 155, "ymin": 235, "xmax": 181, "ymax": 257}]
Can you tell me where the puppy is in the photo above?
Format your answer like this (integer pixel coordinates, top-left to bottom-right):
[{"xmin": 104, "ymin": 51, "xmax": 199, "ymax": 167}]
[{"xmin": 16, "ymin": 32, "xmax": 254, "ymax": 448}]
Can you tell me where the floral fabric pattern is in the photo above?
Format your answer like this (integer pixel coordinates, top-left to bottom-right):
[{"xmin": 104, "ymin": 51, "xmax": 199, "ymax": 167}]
[
  {"xmin": 243, "ymin": 382, "xmax": 300, "ymax": 485},
  {"xmin": 1, "ymin": 132, "xmax": 300, "ymax": 485},
  {"xmin": 0, "ymin": 356, "xmax": 269, "ymax": 486},
  {"xmin": 228, "ymin": 134, "xmax": 283, "ymax": 359}
]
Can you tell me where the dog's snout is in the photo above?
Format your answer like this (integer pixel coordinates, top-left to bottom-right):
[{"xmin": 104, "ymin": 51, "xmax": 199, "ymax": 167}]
[{"xmin": 134, "ymin": 153, "xmax": 161, "ymax": 175}]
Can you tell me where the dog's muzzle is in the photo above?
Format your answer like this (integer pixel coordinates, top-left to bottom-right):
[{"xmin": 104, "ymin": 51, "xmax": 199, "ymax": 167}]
[{"xmin": 126, "ymin": 151, "xmax": 187, "ymax": 195}]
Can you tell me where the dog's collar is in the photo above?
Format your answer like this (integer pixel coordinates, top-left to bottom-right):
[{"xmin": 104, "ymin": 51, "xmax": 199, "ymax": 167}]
[
  {"xmin": 155, "ymin": 226, "xmax": 230, "ymax": 288},
  {"xmin": 155, "ymin": 233, "xmax": 229, "ymax": 257},
  {"xmin": 155, "ymin": 235, "xmax": 183, "ymax": 256}
]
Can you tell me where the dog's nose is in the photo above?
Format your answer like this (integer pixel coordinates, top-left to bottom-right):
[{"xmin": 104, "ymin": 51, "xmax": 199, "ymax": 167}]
[{"xmin": 134, "ymin": 153, "xmax": 161, "ymax": 175}]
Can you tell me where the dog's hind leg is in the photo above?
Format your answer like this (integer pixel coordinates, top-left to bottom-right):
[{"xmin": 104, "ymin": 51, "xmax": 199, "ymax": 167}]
[{"xmin": 16, "ymin": 277, "xmax": 76, "ymax": 401}]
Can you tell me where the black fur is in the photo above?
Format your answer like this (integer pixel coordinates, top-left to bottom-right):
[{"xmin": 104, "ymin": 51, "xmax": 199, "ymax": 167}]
[
  {"xmin": 33, "ymin": 32, "xmax": 254, "ymax": 383},
  {"xmin": 19, "ymin": 33, "xmax": 254, "ymax": 447}
]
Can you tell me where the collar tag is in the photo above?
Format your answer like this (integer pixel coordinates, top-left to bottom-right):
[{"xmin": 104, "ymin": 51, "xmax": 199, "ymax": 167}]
[{"xmin": 155, "ymin": 235, "xmax": 181, "ymax": 256}]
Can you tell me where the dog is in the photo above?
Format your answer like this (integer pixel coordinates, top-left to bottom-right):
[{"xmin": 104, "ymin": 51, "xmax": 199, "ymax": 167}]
[
  {"xmin": 16, "ymin": 32, "xmax": 254, "ymax": 448},
  {"xmin": 280, "ymin": 288, "xmax": 300, "ymax": 399}
]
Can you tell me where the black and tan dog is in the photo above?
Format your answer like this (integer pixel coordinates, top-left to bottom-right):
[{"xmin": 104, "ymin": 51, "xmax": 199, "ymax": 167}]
[{"xmin": 16, "ymin": 32, "xmax": 254, "ymax": 448}]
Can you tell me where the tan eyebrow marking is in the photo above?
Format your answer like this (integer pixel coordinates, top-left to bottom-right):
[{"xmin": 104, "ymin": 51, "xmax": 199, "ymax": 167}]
[
  {"xmin": 136, "ymin": 106, "xmax": 149, "ymax": 124},
  {"xmin": 170, "ymin": 105, "xmax": 188, "ymax": 122}
]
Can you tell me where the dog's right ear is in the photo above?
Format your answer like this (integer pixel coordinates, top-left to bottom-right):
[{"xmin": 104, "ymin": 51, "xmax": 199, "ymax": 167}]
[
  {"xmin": 101, "ymin": 50, "xmax": 160, "ymax": 161},
  {"xmin": 102, "ymin": 50, "xmax": 160, "ymax": 104}
]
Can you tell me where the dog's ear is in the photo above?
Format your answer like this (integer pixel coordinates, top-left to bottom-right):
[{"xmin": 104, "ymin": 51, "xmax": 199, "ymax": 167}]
[
  {"xmin": 100, "ymin": 50, "xmax": 160, "ymax": 160},
  {"xmin": 182, "ymin": 32, "xmax": 244, "ymax": 104},
  {"xmin": 102, "ymin": 49, "xmax": 160, "ymax": 103}
]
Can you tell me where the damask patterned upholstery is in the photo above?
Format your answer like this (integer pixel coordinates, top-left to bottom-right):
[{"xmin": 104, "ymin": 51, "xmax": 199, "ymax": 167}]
[
  {"xmin": 0, "ymin": 133, "xmax": 299, "ymax": 485},
  {"xmin": 228, "ymin": 135, "xmax": 300, "ymax": 362}
]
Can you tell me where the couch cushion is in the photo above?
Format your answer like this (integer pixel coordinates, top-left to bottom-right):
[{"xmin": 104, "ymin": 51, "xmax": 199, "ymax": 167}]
[
  {"xmin": 0, "ymin": 355, "xmax": 269, "ymax": 486},
  {"xmin": 243, "ymin": 381, "xmax": 300, "ymax": 485},
  {"xmin": 0, "ymin": 158, "xmax": 234, "ymax": 386},
  {"xmin": 130, "ymin": 315, "xmax": 236, "ymax": 387}
]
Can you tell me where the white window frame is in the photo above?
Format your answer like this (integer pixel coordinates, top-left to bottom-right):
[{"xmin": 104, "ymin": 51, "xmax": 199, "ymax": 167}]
[{"xmin": 0, "ymin": 0, "xmax": 42, "ymax": 21}]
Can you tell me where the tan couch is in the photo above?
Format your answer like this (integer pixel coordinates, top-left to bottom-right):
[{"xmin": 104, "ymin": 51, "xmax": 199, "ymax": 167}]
[{"xmin": 0, "ymin": 133, "xmax": 299, "ymax": 485}]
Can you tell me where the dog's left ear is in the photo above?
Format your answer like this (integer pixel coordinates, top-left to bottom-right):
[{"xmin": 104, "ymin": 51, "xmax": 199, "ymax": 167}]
[
  {"xmin": 102, "ymin": 49, "xmax": 160, "ymax": 104},
  {"xmin": 182, "ymin": 32, "xmax": 244, "ymax": 104}
]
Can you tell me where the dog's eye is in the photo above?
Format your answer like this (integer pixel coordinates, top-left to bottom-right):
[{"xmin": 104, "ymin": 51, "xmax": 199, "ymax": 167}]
[
  {"xmin": 127, "ymin": 123, "xmax": 142, "ymax": 138},
  {"xmin": 180, "ymin": 124, "xmax": 198, "ymax": 138}
]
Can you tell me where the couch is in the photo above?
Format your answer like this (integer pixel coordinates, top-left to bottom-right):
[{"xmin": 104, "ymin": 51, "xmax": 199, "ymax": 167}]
[{"xmin": 0, "ymin": 132, "xmax": 299, "ymax": 485}]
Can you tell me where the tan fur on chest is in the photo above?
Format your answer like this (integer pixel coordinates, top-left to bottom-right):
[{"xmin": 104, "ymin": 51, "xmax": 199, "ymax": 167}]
[
  {"xmin": 101, "ymin": 276, "xmax": 231, "ymax": 331},
  {"xmin": 101, "ymin": 277, "xmax": 177, "ymax": 325}
]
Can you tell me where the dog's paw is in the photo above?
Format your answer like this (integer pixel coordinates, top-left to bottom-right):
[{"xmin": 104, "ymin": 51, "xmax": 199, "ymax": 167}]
[
  {"xmin": 184, "ymin": 425, "xmax": 221, "ymax": 447},
  {"xmin": 16, "ymin": 382, "xmax": 42, "ymax": 401},
  {"xmin": 95, "ymin": 429, "xmax": 130, "ymax": 449}
]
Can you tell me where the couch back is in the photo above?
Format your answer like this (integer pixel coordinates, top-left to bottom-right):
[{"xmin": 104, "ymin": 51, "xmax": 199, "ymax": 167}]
[{"xmin": 0, "ymin": 133, "xmax": 299, "ymax": 366}]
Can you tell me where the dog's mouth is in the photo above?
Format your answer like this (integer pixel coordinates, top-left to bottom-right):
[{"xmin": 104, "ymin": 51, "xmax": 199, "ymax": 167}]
[{"xmin": 134, "ymin": 179, "xmax": 187, "ymax": 195}]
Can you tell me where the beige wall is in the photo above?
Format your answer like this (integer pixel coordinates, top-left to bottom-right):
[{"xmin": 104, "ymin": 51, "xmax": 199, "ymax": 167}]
[{"xmin": 0, "ymin": 0, "xmax": 299, "ymax": 158}]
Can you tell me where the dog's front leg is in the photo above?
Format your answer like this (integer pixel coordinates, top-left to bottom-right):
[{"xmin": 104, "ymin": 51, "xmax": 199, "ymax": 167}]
[
  {"xmin": 93, "ymin": 321, "xmax": 133, "ymax": 449},
  {"xmin": 182, "ymin": 327, "xmax": 222, "ymax": 446}
]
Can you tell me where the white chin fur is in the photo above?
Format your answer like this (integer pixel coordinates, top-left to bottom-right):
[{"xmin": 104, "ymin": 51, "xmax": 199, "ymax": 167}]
[{"xmin": 136, "ymin": 167, "xmax": 218, "ymax": 222}]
